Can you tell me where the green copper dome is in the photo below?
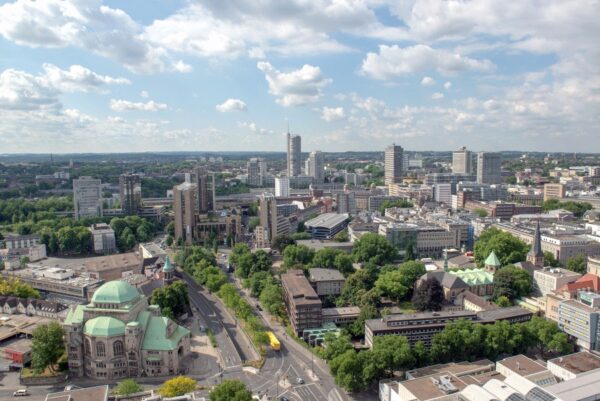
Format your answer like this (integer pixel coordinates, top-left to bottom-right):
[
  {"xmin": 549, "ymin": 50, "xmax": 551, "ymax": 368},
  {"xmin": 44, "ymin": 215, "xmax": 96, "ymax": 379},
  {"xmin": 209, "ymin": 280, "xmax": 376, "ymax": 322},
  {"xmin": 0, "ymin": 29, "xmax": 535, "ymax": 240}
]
[
  {"xmin": 485, "ymin": 251, "xmax": 501, "ymax": 267},
  {"xmin": 163, "ymin": 256, "xmax": 174, "ymax": 273},
  {"xmin": 84, "ymin": 316, "xmax": 126, "ymax": 337},
  {"xmin": 91, "ymin": 280, "xmax": 140, "ymax": 305}
]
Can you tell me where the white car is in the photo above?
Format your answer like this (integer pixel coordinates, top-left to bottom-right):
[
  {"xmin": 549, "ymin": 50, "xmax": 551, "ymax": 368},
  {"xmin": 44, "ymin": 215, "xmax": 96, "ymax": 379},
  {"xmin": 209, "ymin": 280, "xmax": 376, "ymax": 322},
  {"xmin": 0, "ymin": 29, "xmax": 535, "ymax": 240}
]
[{"xmin": 13, "ymin": 389, "xmax": 28, "ymax": 397}]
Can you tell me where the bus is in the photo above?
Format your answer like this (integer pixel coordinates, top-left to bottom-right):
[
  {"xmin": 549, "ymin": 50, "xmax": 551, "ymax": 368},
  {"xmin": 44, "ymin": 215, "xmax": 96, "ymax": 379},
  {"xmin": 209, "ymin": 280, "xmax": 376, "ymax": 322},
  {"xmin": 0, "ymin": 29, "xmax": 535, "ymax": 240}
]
[{"xmin": 267, "ymin": 331, "xmax": 280, "ymax": 351}]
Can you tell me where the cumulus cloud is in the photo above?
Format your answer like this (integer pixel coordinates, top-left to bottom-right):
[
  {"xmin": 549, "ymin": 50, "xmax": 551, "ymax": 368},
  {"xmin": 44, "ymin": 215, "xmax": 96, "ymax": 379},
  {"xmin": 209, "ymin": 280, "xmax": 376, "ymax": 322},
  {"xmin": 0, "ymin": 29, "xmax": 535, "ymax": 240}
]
[
  {"xmin": 41, "ymin": 63, "xmax": 130, "ymax": 92},
  {"xmin": 362, "ymin": 44, "xmax": 494, "ymax": 80},
  {"xmin": 140, "ymin": 90, "xmax": 149, "ymax": 98},
  {"xmin": 238, "ymin": 121, "xmax": 271, "ymax": 135},
  {"xmin": 257, "ymin": 61, "xmax": 331, "ymax": 106},
  {"xmin": 321, "ymin": 106, "xmax": 345, "ymax": 122},
  {"xmin": 172, "ymin": 60, "xmax": 192, "ymax": 73},
  {"xmin": 216, "ymin": 98, "xmax": 248, "ymax": 112},
  {"xmin": 444, "ymin": 81, "xmax": 452, "ymax": 90},
  {"xmin": 432, "ymin": 92, "xmax": 444, "ymax": 100},
  {"xmin": 109, "ymin": 99, "xmax": 168, "ymax": 112},
  {"xmin": 0, "ymin": 69, "xmax": 59, "ymax": 111},
  {"xmin": 421, "ymin": 76, "xmax": 435, "ymax": 86}
]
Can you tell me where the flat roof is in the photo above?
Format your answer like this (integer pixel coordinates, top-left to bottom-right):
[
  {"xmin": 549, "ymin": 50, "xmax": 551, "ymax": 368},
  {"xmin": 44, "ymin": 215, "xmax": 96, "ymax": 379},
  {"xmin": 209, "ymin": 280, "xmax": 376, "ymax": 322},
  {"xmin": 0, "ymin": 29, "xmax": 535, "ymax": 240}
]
[
  {"xmin": 400, "ymin": 372, "xmax": 468, "ymax": 401},
  {"xmin": 535, "ymin": 268, "xmax": 581, "ymax": 278},
  {"xmin": 305, "ymin": 213, "xmax": 349, "ymax": 229},
  {"xmin": 366, "ymin": 310, "xmax": 476, "ymax": 331},
  {"xmin": 477, "ymin": 306, "xmax": 532, "ymax": 322},
  {"xmin": 407, "ymin": 359, "xmax": 494, "ymax": 378},
  {"xmin": 545, "ymin": 370, "xmax": 600, "ymax": 401},
  {"xmin": 548, "ymin": 351, "xmax": 600, "ymax": 374},
  {"xmin": 497, "ymin": 355, "xmax": 548, "ymax": 376},
  {"xmin": 309, "ymin": 268, "xmax": 345, "ymax": 282},
  {"xmin": 322, "ymin": 307, "xmax": 361, "ymax": 317},
  {"xmin": 45, "ymin": 385, "xmax": 109, "ymax": 401},
  {"xmin": 281, "ymin": 270, "xmax": 321, "ymax": 306}
]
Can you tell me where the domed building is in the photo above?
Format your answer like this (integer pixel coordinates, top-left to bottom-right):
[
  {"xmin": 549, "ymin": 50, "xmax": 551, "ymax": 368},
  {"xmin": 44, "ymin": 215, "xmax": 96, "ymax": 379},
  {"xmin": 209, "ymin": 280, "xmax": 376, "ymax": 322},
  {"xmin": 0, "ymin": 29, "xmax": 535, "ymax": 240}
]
[{"xmin": 64, "ymin": 280, "xmax": 190, "ymax": 379}]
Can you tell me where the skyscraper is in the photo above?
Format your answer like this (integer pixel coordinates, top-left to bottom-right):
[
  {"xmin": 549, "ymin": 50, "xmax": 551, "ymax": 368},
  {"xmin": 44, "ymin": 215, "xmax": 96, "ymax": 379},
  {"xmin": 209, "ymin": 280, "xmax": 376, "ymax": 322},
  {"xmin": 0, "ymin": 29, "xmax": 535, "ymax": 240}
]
[
  {"xmin": 193, "ymin": 166, "xmax": 215, "ymax": 214},
  {"xmin": 305, "ymin": 150, "xmax": 324, "ymax": 183},
  {"xmin": 173, "ymin": 182, "xmax": 197, "ymax": 245},
  {"xmin": 247, "ymin": 157, "xmax": 266, "ymax": 187},
  {"xmin": 476, "ymin": 152, "xmax": 502, "ymax": 184},
  {"xmin": 287, "ymin": 132, "xmax": 301, "ymax": 177},
  {"xmin": 384, "ymin": 144, "xmax": 404, "ymax": 185},
  {"xmin": 275, "ymin": 176, "xmax": 290, "ymax": 197},
  {"xmin": 73, "ymin": 176, "xmax": 103, "ymax": 220},
  {"xmin": 258, "ymin": 192, "xmax": 290, "ymax": 245},
  {"xmin": 452, "ymin": 146, "xmax": 472, "ymax": 174},
  {"xmin": 119, "ymin": 173, "xmax": 142, "ymax": 216}
]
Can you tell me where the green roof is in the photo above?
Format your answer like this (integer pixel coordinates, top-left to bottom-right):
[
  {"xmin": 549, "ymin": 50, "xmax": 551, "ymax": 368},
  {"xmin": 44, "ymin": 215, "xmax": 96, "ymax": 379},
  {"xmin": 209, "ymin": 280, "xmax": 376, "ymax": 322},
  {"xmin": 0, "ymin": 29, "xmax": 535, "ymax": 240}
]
[
  {"xmin": 163, "ymin": 256, "xmax": 174, "ymax": 272},
  {"xmin": 449, "ymin": 268, "xmax": 494, "ymax": 286},
  {"xmin": 485, "ymin": 251, "xmax": 501, "ymax": 267},
  {"xmin": 64, "ymin": 305, "xmax": 85, "ymax": 326},
  {"xmin": 84, "ymin": 316, "xmax": 126, "ymax": 337},
  {"xmin": 142, "ymin": 316, "xmax": 190, "ymax": 351},
  {"xmin": 92, "ymin": 280, "xmax": 140, "ymax": 305}
]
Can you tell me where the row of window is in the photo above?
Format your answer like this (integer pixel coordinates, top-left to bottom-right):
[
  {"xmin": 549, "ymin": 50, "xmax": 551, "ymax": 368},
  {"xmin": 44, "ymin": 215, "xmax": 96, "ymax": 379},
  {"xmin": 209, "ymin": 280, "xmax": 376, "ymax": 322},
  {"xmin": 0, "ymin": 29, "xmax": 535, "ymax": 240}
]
[{"xmin": 84, "ymin": 339, "xmax": 124, "ymax": 357}]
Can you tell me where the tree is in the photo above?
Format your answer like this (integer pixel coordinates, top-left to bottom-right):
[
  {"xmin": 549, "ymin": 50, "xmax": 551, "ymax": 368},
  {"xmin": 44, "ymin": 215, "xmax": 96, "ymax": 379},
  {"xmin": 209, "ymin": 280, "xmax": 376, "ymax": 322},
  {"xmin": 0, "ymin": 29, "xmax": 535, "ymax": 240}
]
[
  {"xmin": 247, "ymin": 271, "xmax": 272, "ymax": 297},
  {"xmin": 526, "ymin": 317, "xmax": 573, "ymax": 358},
  {"xmin": 398, "ymin": 261, "xmax": 426, "ymax": 294},
  {"xmin": 259, "ymin": 282, "xmax": 285, "ymax": 317},
  {"xmin": 31, "ymin": 322, "xmax": 65, "ymax": 373},
  {"xmin": 271, "ymin": 235, "xmax": 296, "ymax": 252},
  {"xmin": 544, "ymin": 251, "xmax": 560, "ymax": 267},
  {"xmin": 166, "ymin": 221, "xmax": 175, "ymax": 237},
  {"xmin": 312, "ymin": 248, "xmax": 346, "ymax": 269},
  {"xmin": 412, "ymin": 341, "xmax": 430, "ymax": 367},
  {"xmin": 349, "ymin": 303, "xmax": 379, "ymax": 337},
  {"xmin": 19, "ymin": 256, "xmax": 30, "ymax": 268},
  {"xmin": 320, "ymin": 333, "xmax": 353, "ymax": 361},
  {"xmin": 493, "ymin": 265, "xmax": 532, "ymax": 300},
  {"xmin": 248, "ymin": 217, "xmax": 260, "ymax": 231},
  {"xmin": 0, "ymin": 277, "xmax": 39, "ymax": 298},
  {"xmin": 412, "ymin": 277, "xmax": 443, "ymax": 311},
  {"xmin": 330, "ymin": 350, "xmax": 368, "ymax": 393},
  {"xmin": 474, "ymin": 208, "xmax": 488, "ymax": 218},
  {"xmin": 166, "ymin": 235, "xmax": 174, "ymax": 246},
  {"xmin": 334, "ymin": 253, "xmax": 355, "ymax": 276},
  {"xmin": 159, "ymin": 376, "xmax": 197, "ymax": 397},
  {"xmin": 338, "ymin": 269, "xmax": 374, "ymax": 307},
  {"xmin": 151, "ymin": 281, "xmax": 189, "ymax": 318},
  {"xmin": 375, "ymin": 270, "xmax": 408, "ymax": 302},
  {"xmin": 334, "ymin": 230, "xmax": 349, "ymax": 242},
  {"xmin": 115, "ymin": 379, "xmax": 143, "ymax": 395},
  {"xmin": 474, "ymin": 228, "xmax": 530, "ymax": 267},
  {"xmin": 378, "ymin": 199, "xmax": 414, "ymax": 214},
  {"xmin": 282, "ymin": 244, "xmax": 315, "ymax": 267},
  {"xmin": 566, "ymin": 255, "xmax": 586, "ymax": 274},
  {"xmin": 372, "ymin": 335, "xmax": 415, "ymax": 376},
  {"xmin": 495, "ymin": 296, "xmax": 512, "ymax": 307},
  {"xmin": 209, "ymin": 379, "xmax": 252, "ymax": 401},
  {"xmin": 351, "ymin": 233, "xmax": 397, "ymax": 265}
]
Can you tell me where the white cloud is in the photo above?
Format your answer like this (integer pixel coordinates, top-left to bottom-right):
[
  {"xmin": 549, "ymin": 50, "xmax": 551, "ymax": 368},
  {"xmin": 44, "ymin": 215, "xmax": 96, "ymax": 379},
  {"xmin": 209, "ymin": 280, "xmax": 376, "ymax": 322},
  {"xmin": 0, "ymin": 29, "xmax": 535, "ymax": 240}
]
[
  {"xmin": 0, "ymin": 68, "xmax": 59, "ymax": 111},
  {"xmin": 216, "ymin": 98, "xmax": 248, "ymax": 112},
  {"xmin": 238, "ymin": 121, "xmax": 271, "ymax": 135},
  {"xmin": 172, "ymin": 60, "xmax": 192, "ymax": 73},
  {"xmin": 321, "ymin": 106, "xmax": 346, "ymax": 122},
  {"xmin": 432, "ymin": 92, "xmax": 444, "ymax": 100},
  {"xmin": 257, "ymin": 61, "xmax": 331, "ymax": 106},
  {"xmin": 140, "ymin": 90, "xmax": 149, "ymax": 98},
  {"xmin": 109, "ymin": 99, "xmax": 168, "ymax": 112},
  {"xmin": 0, "ymin": 0, "xmax": 165, "ymax": 73},
  {"xmin": 421, "ymin": 76, "xmax": 435, "ymax": 86},
  {"xmin": 361, "ymin": 44, "xmax": 494, "ymax": 80},
  {"xmin": 444, "ymin": 81, "xmax": 452, "ymax": 90},
  {"xmin": 41, "ymin": 64, "xmax": 130, "ymax": 92}
]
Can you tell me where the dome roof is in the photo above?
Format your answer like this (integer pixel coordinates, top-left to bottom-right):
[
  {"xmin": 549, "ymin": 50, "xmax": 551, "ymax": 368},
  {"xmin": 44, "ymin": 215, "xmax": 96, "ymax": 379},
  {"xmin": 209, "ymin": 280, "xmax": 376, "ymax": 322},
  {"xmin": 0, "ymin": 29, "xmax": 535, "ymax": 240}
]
[
  {"xmin": 84, "ymin": 316, "xmax": 126, "ymax": 337},
  {"xmin": 91, "ymin": 280, "xmax": 140, "ymax": 305},
  {"xmin": 163, "ymin": 256, "xmax": 174, "ymax": 273}
]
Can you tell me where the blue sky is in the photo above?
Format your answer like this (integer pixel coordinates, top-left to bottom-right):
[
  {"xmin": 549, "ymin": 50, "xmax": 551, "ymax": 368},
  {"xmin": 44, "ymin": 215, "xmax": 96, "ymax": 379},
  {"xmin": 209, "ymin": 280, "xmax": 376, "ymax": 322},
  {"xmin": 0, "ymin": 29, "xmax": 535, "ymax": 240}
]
[{"xmin": 0, "ymin": 0, "xmax": 599, "ymax": 154}]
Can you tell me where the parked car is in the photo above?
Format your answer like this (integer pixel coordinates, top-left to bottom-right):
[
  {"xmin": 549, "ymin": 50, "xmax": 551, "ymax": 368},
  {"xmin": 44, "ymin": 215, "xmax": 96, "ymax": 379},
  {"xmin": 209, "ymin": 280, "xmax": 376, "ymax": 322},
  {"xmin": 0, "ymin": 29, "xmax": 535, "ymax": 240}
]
[
  {"xmin": 13, "ymin": 389, "xmax": 28, "ymax": 397},
  {"xmin": 296, "ymin": 377, "xmax": 305, "ymax": 384}
]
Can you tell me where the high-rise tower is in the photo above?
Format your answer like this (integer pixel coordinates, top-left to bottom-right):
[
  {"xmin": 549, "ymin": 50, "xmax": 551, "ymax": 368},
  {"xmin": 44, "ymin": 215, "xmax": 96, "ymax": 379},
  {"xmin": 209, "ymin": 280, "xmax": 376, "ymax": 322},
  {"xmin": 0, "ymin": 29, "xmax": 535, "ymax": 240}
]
[
  {"xmin": 452, "ymin": 146, "xmax": 472, "ymax": 174},
  {"xmin": 477, "ymin": 152, "xmax": 502, "ymax": 184},
  {"xmin": 305, "ymin": 150, "xmax": 324, "ymax": 183},
  {"xmin": 287, "ymin": 132, "xmax": 301, "ymax": 177},
  {"xmin": 384, "ymin": 144, "xmax": 404, "ymax": 185},
  {"xmin": 119, "ymin": 173, "xmax": 142, "ymax": 216}
]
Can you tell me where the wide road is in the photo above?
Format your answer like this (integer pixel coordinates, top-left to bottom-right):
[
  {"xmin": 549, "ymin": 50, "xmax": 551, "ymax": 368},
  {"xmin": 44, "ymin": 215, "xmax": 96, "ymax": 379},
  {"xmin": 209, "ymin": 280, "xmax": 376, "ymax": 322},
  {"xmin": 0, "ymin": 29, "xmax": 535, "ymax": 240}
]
[{"xmin": 179, "ymin": 271, "xmax": 245, "ymax": 368}]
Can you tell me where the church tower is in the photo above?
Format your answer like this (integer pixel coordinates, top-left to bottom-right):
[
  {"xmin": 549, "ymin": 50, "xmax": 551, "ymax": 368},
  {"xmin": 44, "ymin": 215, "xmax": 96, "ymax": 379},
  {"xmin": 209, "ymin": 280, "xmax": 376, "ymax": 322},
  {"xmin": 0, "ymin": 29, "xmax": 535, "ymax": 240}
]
[
  {"xmin": 485, "ymin": 250, "xmax": 501, "ymax": 274},
  {"xmin": 163, "ymin": 256, "xmax": 174, "ymax": 285},
  {"xmin": 527, "ymin": 220, "xmax": 545, "ymax": 267}
]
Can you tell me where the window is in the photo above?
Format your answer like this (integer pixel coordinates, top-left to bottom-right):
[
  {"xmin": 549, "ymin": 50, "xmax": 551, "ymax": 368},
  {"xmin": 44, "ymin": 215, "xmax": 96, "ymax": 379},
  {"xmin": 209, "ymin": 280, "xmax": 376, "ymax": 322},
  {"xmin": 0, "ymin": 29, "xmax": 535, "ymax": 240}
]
[
  {"xmin": 96, "ymin": 342, "xmax": 106, "ymax": 357},
  {"xmin": 113, "ymin": 340, "xmax": 124, "ymax": 356},
  {"xmin": 85, "ymin": 339, "xmax": 92, "ymax": 356}
]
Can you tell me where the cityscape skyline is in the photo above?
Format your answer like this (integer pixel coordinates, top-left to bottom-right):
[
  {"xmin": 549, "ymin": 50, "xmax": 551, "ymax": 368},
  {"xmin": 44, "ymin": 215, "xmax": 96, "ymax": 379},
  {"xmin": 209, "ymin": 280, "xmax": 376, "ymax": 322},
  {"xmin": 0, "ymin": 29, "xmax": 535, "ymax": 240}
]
[{"xmin": 1, "ymin": 0, "xmax": 599, "ymax": 153}]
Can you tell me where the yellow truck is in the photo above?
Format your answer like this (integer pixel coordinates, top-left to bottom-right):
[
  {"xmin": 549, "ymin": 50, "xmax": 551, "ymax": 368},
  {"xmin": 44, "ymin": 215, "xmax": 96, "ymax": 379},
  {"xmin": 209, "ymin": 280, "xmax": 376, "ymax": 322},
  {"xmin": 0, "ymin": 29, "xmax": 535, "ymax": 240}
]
[{"xmin": 267, "ymin": 331, "xmax": 280, "ymax": 351}]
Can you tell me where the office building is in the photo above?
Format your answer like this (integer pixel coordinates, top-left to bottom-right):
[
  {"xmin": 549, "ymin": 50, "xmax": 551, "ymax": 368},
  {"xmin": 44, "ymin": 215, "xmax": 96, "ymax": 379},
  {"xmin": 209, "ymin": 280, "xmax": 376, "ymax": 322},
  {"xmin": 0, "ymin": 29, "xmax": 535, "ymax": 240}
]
[
  {"xmin": 496, "ymin": 355, "xmax": 557, "ymax": 387},
  {"xmin": 281, "ymin": 269, "xmax": 322, "ymax": 335},
  {"xmin": 434, "ymin": 183, "xmax": 452, "ymax": 204},
  {"xmin": 64, "ymin": 280, "xmax": 191, "ymax": 379},
  {"xmin": 558, "ymin": 292, "xmax": 600, "ymax": 351},
  {"xmin": 308, "ymin": 268, "xmax": 346, "ymax": 297},
  {"xmin": 336, "ymin": 191, "xmax": 356, "ymax": 215},
  {"xmin": 275, "ymin": 176, "xmax": 290, "ymax": 197},
  {"xmin": 477, "ymin": 152, "xmax": 502, "ymax": 184},
  {"xmin": 304, "ymin": 213, "xmax": 349, "ymax": 240},
  {"xmin": 287, "ymin": 132, "xmax": 302, "ymax": 177},
  {"xmin": 453, "ymin": 146, "xmax": 472, "ymax": 174},
  {"xmin": 385, "ymin": 144, "xmax": 404, "ymax": 185},
  {"xmin": 3, "ymin": 234, "xmax": 40, "ymax": 250},
  {"xmin": 305, "ymin": 150, "xmax": 324, "ymax": 183},
  {"xmin": 543, "ymin": 183, "xmax": 566, "ymax": 201},
  {"xmin": 119, "ymin": 173, "xmax": 141, "ymax": 216},
  {"xmin": 173, "ymin": 182, "xmax": 196, "ymax": 245},
  {"xmin": 193, "ymin": 166, "xmax": 215, "ymax": 214},
  {"xmin": 247, "ymin": 157, "xmax": 266, "ymax": 187},
  {"xmin": 259, "ymin": 192, "xmax": 290, "ymax": 246},
  {"xmin": 547, "ymin": 351, "xmax": 600, "ymax": 381},
  {"xmin": 533, "ymin": 268, "xmax": 581, "ymax": 296},
  {"xmin": 73, "ymin": 176, "xmax": 103, "ymax": 220},
  {"xmin": 89, "ymin": 223, "xmax": 117, "ymax": 254}
]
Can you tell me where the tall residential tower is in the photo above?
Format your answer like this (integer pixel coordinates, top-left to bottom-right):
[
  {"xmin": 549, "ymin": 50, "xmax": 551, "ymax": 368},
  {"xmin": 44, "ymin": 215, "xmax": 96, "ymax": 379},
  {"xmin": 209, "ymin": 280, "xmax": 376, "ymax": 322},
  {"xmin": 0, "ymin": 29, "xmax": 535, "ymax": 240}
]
[
  {"xmin": 73, "ymin": 176, "xmax": 103, "ymax": 220},
  {"xmin": 119, "ymin": 173, "xmax": 142, "ymax": 216},
  {"xmin": 477, "ymin": 152, "xmax": 502, "ymax": 184},
  {"xmin": 287, "ymin": 132, "xmax": 301, "ymax": 177},
  {"xmin": 452, "ymin": 146, "xmax": 472, "ymax": 174},
  {"xmin": 384, "ymin": 144, "xmax": 404, "ymax": 185},
  {"xmin": 305, "ymin": 150, "xmax": 324, "ymax": 184}
]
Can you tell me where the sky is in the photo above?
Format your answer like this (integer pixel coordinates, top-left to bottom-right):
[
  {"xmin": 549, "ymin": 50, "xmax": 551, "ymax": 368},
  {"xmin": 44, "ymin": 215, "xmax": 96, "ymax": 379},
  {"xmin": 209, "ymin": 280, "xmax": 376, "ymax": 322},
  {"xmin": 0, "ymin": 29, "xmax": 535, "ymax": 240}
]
[{"xmin": 0, "ymin": 0, "xmax": 599, "ymax": 154}]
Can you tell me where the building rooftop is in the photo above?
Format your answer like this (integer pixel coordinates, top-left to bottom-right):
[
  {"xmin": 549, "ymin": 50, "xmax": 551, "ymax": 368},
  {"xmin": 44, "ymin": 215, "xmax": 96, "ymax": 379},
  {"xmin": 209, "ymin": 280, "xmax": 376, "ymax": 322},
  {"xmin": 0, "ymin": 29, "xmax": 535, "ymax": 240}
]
[
  {"xmin": 84, "ymin": 316, "xmax": 126, "ymax": 337},
  {"xmin": 281, "ymin": 270, "xmax": 321, "ymax": 306},
  {"xmin": 535, "ymin": 268, "xmax": 582, "ymax": 278},
  {"xmin": 407, "ymin": 359, "xmax": 495, "ymax": 379},
  {"xmin": 421, "ymin": 271, "xmax": 470, "ymax": 290},
  {"xmin": 321, "ymin": 306, "xmax": 361, "ymax": 317},
  {"xmin": 80, "ymin": 252, "xmax": 141, "ymax": 273},
  {"xmin": 305, "ymin": 213, "xmax": 349, "ymax": 229},
  {"xmin": 309, "ymin": 268, "xmax": 345, "ymax": 282},
  {"xmin": 450, "ymin": 268, "xmax": 494, "ymax": 286},
  {"xmin": 45, "ymin": 385, "xmax": 109, "ymax": 401},
  {"xmin": 485, "ymin": 251, "xmax": 501, "ymax": 267},
  {"xmin": 545, "ymin": 369, "xmax": 600, "ymax": 401},
  {"xmin": 400, "ymin": 372, "xmax": 469, "ymax": 401},
  {"xmin": 366, "ymin": 310, "xmax": 476, "ymax": 331},
  {"xmin": 477, "ymin": 306, "xmax": 532, "ymax": 322},
  {"xmin": 91, "ymin": 280, "xmax": 141, "ymax": 304},
  {"xmin": 548, "ymin": 352, "xmax": 600, "ymax": 375},
  {"xmin": 497, "ymin": 355, "xmax": 548, "ymax": 377}
]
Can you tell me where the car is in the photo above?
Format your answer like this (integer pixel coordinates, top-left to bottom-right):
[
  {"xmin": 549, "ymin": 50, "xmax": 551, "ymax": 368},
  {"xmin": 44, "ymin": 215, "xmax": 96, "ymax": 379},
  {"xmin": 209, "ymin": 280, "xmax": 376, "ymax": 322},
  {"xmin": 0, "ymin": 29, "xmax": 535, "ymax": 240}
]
[
  {"xmin": 279, "ymin": 397, "xmax": 289, "ymax": 401},
  {"xmin": 13, "ymin": 389, "xmax": 28, "ymax": 397},
  {"xmin": 296, "ymin": 377, "xmax": 305, "ymax": 384}
]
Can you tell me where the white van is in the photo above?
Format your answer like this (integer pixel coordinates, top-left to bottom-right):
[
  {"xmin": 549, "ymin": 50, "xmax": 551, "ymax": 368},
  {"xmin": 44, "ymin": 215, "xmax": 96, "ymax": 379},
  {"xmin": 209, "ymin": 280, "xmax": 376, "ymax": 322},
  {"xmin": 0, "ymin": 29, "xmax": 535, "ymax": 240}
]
[{"xmin": 13, "ymin": 389, "xmax": 28, "ymax": 396}]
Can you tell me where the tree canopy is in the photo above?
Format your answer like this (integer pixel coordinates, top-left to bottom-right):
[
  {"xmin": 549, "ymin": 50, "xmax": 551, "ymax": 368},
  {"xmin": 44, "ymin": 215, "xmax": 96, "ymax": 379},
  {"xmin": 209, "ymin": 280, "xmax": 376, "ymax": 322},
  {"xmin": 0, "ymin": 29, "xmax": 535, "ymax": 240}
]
[
  {"xmin": 492, "ymin": 265, "xmax": 532, "ymax": 300},
  {"xmin": 412, "ymin": 277, "xmax": 444, "ymax": 311},
  {"xmin": 209, "ymin": 379, "xmax": 253, "ymax": 401},
  {"xmin": 151, "ymin": 281, "xmax": 190, "ymax": 319},
  {"xmin": 474, "ymin": 228, "xmax": 530, "ymax": 267},
  {"xmin": 31, "ymin": 322, "xmax": 65, "ymax": 373},
  {"xmin": 351, "ymin": 233, "xmax": 397, "ymax": 265},
  {"xmin": 566, "ymin": 255, "xmax": 586, "ymax": 274},
  {"xmin": 115, "ymin": 379, "xmax": 143, "ymax": 396},
  {"xmin": 159, "ymin": 376, "xmax": 197, "ymax": 397}
]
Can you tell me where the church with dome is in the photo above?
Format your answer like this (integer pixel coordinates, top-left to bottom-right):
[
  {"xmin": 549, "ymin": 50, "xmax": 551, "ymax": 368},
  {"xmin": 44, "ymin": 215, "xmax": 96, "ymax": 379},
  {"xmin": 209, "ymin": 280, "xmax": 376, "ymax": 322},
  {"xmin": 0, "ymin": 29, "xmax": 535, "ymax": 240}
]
[{"xmin": 64, "ymin": 274, "xmax": 191, "ymax": 379}]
